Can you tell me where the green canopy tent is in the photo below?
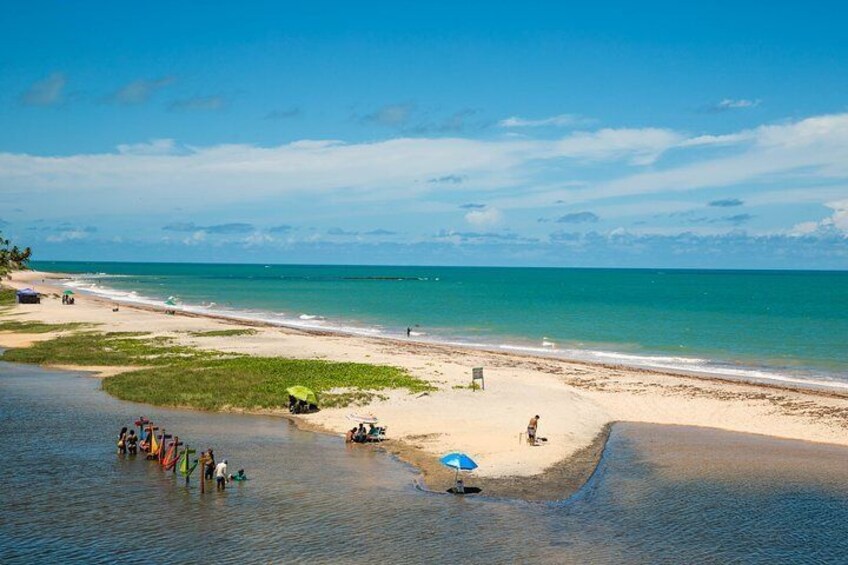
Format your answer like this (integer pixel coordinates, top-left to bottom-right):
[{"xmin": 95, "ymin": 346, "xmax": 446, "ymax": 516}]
[
  {"xmin": 286, "ymin": 386, "xmax": 318, "ymax": 413},
  {"xmin": 63, "ymin": 290, "xmax": 75, "ymax": 295}
]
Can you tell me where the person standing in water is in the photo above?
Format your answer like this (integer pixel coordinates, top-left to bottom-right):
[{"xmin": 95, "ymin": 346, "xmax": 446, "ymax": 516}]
[
  {"xmin": 204, "ymin": 448, "xmax": 216, "ymax": 481},
  {"xmin": 406, "ymin": 327, "xmax": 411, "ymax": 337},
  {"xmin": 126, "ymin": 430, "xmax": 138, "ymax": 455},
  {"xmin": 117, "ymin": 427, "xmax": 128, "ymax": 455},
  {"xmin": 215, "ymin": 459, "xmax": 228, "ymax": 490}
]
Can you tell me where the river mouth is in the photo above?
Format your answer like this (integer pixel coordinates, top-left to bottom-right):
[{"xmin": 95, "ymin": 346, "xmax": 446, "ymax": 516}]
[{"xmin": 2, "ymin": 362, "xmax": 847, "ymax": 564}]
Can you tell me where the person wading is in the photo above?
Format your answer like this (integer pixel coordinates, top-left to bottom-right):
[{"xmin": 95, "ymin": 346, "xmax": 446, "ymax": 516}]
[
  {"xmin": 215, "ymin": 459, "xmax": 228, "ymax": 491},
  {"xmin": 204, "ymin": 448, "xmax": 216, "ymax": 481},
  {"xmin": 117, "ymin": 427, "xmax": 128, "ymax": 455}
]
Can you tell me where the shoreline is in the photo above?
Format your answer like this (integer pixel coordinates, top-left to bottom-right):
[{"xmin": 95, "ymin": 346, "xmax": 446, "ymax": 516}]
[
  {"xmin": 3, "ymin": 269, "xmax": 848, "ymax": 502},
  {"xmin": 22, "ymin": 269, "xmax": 848, "ymax": 398}
]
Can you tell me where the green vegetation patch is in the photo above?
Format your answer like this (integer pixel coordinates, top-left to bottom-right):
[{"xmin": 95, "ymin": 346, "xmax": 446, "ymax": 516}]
[
  {"xmin": 1, "ymin": 331, "xmax": 223, "ymax": 366},
  {"xmin": 0, "ymin": 320, "xmax": 93, "ymax": 334},
  {"xmin": 2, "ymin": 329, "xmax": 431, "ymax": 410},
  {"xmin": 187, "ymin": 328, "xmax": 258, "ymax": 337},
  {"xmin": 0, "ymin": 287, "xmax": 16, "ymax": 307},
  {"xmin": 103, "ymin": 356, "xmax": 432, "ymax": 411}
]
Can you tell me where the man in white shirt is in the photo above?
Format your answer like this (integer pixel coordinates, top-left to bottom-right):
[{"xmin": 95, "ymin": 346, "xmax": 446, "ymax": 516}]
[{"xmin": 215, "ymin": 459, "xmax": 228, "ymax": 490}]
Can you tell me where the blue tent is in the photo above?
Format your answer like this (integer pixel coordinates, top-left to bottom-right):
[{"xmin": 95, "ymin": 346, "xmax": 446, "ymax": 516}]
[{"xmin": 16, "ymin": 288, "xmax": 40, "ymax": 304}]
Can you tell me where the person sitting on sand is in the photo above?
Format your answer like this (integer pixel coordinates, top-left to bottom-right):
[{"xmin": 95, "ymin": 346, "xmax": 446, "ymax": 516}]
[
  {"xmin": 126, "ymin": 430, "xmax": 138, "ymax": 455},
  {"xmin": 454, "ymin": 478, "xmax": 465, "ymax": 494},
  {"xmin": 527, "ymin": 415, "xmax": 540, "ymax": 445},
  {"xmin": 367, "ymin": 423, "xmax": 386, "ymax": 441},
  {"xmin": 354, "ymin": 424, "xmax": 367, "ymax": 443}
]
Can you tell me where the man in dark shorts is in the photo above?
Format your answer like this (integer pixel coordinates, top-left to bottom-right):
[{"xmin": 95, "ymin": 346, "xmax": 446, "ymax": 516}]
[{"xmin": 527, "ymin": 415, "xmax": 539, "ymax": 445}]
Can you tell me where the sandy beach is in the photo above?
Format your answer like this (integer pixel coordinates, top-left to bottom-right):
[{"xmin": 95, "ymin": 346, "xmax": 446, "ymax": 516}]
[{"xmin": 3, "ymin": 270, "xmax": 847, "ymax": 499}]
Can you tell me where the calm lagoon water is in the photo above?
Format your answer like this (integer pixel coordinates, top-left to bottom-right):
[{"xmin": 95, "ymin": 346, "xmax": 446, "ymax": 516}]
[
  {"xmin": 1, "ymin": 363, "xmax": 847, "ymax": 564},
  {"xmin": 34, "ymin": 261, "xmax": 848, "ymax": 390}
]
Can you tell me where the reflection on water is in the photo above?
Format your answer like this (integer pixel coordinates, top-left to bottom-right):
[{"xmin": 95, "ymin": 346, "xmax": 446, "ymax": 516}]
[{"xmin": 1, "ymin": 363, "xmax": 846, "ymax": 564}]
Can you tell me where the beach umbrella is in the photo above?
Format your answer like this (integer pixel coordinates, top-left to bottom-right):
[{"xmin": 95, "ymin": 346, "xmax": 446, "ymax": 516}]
[
  {"xmin": 286, "ymin": 385, "xmax": 318, "ymax": 405},
  {"xmin": 440, "ymin": 452, "xmax": 479, "ymax": 486},
  {"xmin": 439, "ymin": 452, "xmax": 478, "ymax": 472},
  {"xmin": 63, "ymin": 290, "xmax": 75, "ymax": 295}
]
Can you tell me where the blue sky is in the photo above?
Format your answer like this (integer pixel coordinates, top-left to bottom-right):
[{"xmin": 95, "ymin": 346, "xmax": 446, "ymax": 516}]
[{"xmin": 1, "ymin": 1, "xmax": 847, "ymax": 268}]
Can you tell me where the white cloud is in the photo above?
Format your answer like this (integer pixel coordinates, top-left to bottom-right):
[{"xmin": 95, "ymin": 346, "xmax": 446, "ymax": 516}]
[
  {"xmin": 2, "ymin": 113, "xmax": 848, "ymax": 236},
  {"xmin": 465, "ymin": 207, "xmax": 503, "ymax": 227},
  {"xmin": 181, "ymin": 231, "xmax": 206, "ymax": 245},
  {"xmin": 499, "ymin": 114, "xmax": 589, "ymax": 128},
  {"xmin": 0, "ymin": 127, "xmax": 680, "ymax": 214},
  {"xmin": 116, "ymin": 139, "xmax": 180, "ymax": 156},
  {"xmin": 790, "ymin": 199, "xmax": 848, "ymax": 236},
  {"xmin": 46, "ymin": 229, "xmax": 88, "ymax": 242},
  {"xmin": 595, "ymin": 114, "xmax": 848, "ymax": 199},
  {"xmin": 716, "ymin": 98, "xmax": 760, "ymax": 110},
  {"xmin": 552, "ymin": 128, "xmax": 683, "ymax": 165}
]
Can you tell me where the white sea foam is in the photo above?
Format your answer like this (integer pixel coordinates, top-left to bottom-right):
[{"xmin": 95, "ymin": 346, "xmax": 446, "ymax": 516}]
[{"xmin": 62, "ymin": 274, "xmax": 848, "ymax": 393}]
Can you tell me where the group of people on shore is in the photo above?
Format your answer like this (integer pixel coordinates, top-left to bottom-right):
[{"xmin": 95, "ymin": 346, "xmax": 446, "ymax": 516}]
[
  {"xmin": 344, "ymin": 422, "xmax": 387, "ymax": 444},
  {"xmin": 116, "ymin": 418, "xmax": 247, "ymax": 491}
]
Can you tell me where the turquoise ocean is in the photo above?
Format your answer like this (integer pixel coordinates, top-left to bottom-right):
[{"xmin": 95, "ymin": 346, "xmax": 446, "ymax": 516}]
[{"xmin": 33, "ymin": 261, "xmax": 848, "ymax": 390}]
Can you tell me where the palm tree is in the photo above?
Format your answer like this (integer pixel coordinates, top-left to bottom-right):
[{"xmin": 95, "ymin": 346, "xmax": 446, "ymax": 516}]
[{"xmin": 0, "ymin": 233, "xmax": 32, "ymax": 272}]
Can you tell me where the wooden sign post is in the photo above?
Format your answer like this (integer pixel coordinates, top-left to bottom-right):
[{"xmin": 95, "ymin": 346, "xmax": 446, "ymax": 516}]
[{"xmin": 472, "ymin": 367, "xmax": 484, "ymax": 391}]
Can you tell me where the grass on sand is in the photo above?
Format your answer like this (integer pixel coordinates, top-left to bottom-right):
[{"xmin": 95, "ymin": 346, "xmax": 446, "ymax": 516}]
[
  {"xmin": 2, "ymin": 331, "xmax": 432, "ymax": 410},
  {"xmin": 187, "ymin": 329, "xmax": 258, "ymax": 337},
  {"xmin": 104, "ymin": 357, "xmax": 428, "ymax": 411},
  {"xmin": 0, "ymin": 287, "xmax": 16, "ymax": 308},
  {"xmin": 2, "ymin": 332, "xmax": 218, "ymax": 365},
  {"xmin": 0, "ymin": 320, "xmax": 94, "ymax": 334}
]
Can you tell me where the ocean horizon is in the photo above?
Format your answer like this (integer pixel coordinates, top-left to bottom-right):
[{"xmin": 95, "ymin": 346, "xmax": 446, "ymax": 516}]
[{"xmin": 33, "ymin": 260, "xmax": 848, "ymax": 391}]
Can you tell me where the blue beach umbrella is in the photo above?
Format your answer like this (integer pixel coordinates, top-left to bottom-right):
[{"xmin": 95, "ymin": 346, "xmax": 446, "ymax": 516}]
[
  {"xmin": 440, "ymin": 452, "xmax": 478, "ymax": 471},
  {"xmin": 440, "ymin": 452, "xmax": 478, "ymax": 481}
]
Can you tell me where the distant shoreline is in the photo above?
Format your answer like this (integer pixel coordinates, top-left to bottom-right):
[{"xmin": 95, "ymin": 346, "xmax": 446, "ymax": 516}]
[{"xmin": 33, "ymin": 266, "xmax": 848, "ymax": 396}]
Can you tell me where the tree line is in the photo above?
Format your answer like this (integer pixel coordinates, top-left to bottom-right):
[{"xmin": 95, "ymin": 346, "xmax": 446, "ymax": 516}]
[{"xmin": 0, "ymin": 233, "xmax": 32, "ymax": 275}]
